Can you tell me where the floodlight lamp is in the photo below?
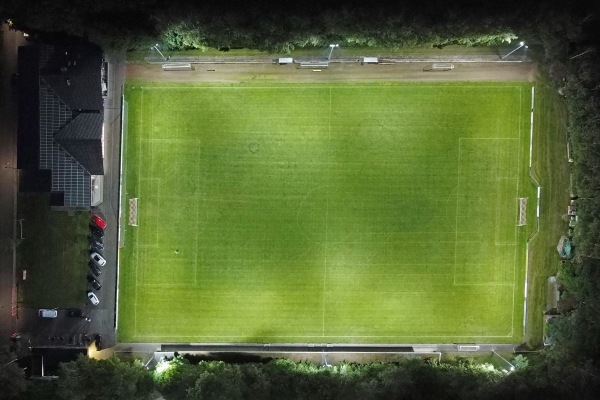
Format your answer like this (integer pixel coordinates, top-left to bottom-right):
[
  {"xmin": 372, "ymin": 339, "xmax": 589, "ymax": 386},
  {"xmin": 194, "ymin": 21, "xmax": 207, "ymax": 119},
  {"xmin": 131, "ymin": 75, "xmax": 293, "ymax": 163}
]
[{"xmin": 519, "ymin": 41, "xmax": 524, "ymax": 46}]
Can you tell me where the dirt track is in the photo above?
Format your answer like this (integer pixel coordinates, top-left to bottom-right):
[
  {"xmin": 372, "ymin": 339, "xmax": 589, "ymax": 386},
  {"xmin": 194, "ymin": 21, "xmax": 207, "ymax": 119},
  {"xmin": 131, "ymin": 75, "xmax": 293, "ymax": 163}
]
[{"xmin": 127, "ymin": 61, "xmax": 536, "ymax": 83}]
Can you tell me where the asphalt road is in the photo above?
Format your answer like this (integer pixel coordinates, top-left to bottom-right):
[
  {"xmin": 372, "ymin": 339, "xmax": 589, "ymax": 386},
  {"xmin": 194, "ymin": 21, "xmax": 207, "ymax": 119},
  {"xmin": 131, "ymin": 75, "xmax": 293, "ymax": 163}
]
[
  {"xmin": 0, "ymin": 24, "xmax": 26, "ymax": 346},
  {"xmin": 92, "ymin": 50, "xmax": 127, "ymax": 349}
]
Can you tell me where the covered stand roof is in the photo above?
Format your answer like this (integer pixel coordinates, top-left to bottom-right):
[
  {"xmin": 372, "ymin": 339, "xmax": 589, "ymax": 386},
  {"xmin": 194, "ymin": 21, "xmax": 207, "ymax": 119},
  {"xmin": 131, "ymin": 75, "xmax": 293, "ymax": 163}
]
[{"xmin": 36, "ymin": 44, "xmax": 104, "ymax": 208}]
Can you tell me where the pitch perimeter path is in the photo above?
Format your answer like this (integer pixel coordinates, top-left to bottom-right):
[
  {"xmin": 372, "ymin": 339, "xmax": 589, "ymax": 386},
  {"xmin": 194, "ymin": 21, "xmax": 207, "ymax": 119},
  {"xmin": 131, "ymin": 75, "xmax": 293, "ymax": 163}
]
[{"xmin": 127, "ymin": 62, "xmax": 535, "ymax": 83}]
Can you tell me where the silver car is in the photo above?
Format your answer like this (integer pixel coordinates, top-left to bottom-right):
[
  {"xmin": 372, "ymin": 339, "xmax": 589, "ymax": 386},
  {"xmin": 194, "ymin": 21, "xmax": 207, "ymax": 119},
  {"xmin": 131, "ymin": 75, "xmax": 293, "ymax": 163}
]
[
  {"xmin": 38, "ymin": 309, "xmax": 57, "ymax": 318},
  {"xmin": 87, "ymin": 291, "xmax": 100, "ymax": 305},
  {"xmin": 90, "ymin": 252, "xmax": 106, "ymax": 267}
]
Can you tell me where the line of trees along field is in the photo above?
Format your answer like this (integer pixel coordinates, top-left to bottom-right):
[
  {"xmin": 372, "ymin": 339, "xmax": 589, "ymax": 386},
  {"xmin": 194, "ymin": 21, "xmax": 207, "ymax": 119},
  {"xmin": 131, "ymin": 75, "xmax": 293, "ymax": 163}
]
[{"xmin": 3, "ymin": 0, "xmax": 600, "ymax": 398}]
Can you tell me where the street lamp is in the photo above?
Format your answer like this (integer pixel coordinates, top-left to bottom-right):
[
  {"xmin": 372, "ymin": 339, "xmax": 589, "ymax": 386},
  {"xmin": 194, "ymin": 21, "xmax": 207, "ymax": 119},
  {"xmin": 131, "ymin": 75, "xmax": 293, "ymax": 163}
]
[
  {"xmin": 151, "ymin": 43, "xmax": 168, "ymax": 61},
  {"xmin": 501, "ymin": 41, "xmax": 527, "ymax": 60},
  {"xmin": 328, "ymin": 44, "xmax": 339, "ymax": 61},
  {"xmin": 492, "ymin": 350, "xmax": 515, "ymax": 371}
]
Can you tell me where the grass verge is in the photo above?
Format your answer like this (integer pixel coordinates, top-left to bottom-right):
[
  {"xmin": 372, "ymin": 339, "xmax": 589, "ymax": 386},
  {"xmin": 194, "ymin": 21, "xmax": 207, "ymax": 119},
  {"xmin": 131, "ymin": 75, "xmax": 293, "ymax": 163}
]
[
  {"xmin": 17, "ymin": 193, "xmax": 90, "ymax": 308},
  {"xmin": 526, "ymin": 82, "xmax": 570, "ymax": 347}
]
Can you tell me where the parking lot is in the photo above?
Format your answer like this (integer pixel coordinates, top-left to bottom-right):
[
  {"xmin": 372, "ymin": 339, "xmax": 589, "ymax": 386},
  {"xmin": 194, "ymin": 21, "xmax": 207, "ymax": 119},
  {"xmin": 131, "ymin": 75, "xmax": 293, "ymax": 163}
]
[{"xmin": 12, "ymin": 51, "xmax": 126, "ymax": 350}]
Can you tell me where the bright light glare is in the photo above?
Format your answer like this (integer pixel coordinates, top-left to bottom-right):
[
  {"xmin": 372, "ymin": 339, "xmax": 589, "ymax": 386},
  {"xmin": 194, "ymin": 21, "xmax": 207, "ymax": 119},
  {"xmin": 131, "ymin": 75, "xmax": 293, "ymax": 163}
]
[
  {"xmin": 154, "ymin": 360, "xmax": 173, "ymax": 375},
  {"xmin": 519, "ymin": 41, "xmax": 524, "ymax": 46}
]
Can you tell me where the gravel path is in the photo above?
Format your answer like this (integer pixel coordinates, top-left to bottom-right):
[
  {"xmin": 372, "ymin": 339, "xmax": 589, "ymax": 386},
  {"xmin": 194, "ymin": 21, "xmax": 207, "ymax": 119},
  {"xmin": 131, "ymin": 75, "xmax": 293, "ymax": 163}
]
[{"xmin": 127, "ymin": 61, "xmax": 536, "ymax": 83}]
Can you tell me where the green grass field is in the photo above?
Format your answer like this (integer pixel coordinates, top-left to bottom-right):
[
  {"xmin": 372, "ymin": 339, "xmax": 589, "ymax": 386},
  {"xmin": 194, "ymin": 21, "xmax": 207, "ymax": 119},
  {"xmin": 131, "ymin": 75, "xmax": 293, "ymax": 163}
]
[{"xmin": 119, "ymin": 82, "xmax": 533, "ymax": 343}]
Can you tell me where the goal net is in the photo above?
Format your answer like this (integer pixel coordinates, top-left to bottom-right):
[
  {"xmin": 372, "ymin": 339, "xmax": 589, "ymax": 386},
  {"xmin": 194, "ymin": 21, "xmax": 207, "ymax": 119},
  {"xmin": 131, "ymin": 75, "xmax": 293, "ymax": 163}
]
[{"xmin": 128, "ymin": 198, "xmax": 139, "ymax": 226}]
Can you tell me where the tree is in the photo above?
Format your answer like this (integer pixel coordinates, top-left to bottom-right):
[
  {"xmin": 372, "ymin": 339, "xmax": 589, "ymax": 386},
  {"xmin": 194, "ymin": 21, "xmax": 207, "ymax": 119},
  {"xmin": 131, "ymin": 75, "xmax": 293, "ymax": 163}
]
[
  {"xmin": 0, "ymin": 345, "xmax": 26, "ymax": 400},
  {"xmin": 56, "ymin": 356, "xmax": 153, "ymax": 400}
]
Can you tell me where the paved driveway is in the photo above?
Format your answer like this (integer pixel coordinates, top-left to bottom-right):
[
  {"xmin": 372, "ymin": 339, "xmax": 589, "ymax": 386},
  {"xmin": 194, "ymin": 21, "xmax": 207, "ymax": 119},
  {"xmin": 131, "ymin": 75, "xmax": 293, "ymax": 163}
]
[{"xmin": 0, "ymin": 23, "xmax": 26, "ymax": 346}]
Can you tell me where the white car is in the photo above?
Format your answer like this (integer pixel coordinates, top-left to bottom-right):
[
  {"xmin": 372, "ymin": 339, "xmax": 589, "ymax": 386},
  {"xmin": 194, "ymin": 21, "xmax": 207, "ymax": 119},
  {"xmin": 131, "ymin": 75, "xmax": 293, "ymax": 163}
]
[
  {"xmin": 38, "ymin": 309, "xmax": 57, "ymax": 318},
  {"xmin": 90, "ymin": 252, "xmax": 106, "ymax": 267},
  {"xmin": 87, "ymin": 291, "xmax": 100, "ymax": 305}
]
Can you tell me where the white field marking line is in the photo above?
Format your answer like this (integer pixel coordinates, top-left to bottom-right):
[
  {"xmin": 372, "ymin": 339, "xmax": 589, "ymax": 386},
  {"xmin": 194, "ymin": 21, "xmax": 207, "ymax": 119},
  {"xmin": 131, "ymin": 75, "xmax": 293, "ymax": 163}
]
[
  {"xmin": 529, "ymin": 86, "xmax": 535, "ymax": 169},
  {"xmin": 454, "ymin": 138, "xmax": 520, "ymax": 288},
  {"xmin": 453, "ymin": 139, "xmax": 461, "ymax": 286},
  {"xmin": 460, "ymin": 138, "xmax": 520, "ymax": 141},
  {"xmin": 132, "ymin": 332, "xmax": 514, "ymax": 338},
  {"xmin": 140, "ymin": 138, "xmax": 202, "ymax": 144},
  {"xmin": 140, "ymin": 85, "xmax": 524, "ymax": 90},
  {"xmin": 138, "ymin": 283, "xmax": 196, "ymax": 287},
  {"xmin": 452, "ymin": 283, "xmax": 514, "ymax": 287},
  {"xmin": 511, "ymin": 85, "xmax": 525, "ymax": 337},
  {"xmin": 133, "ymin": 89, "xmax": 145, "ymax": 337},
  {"xmin": 194, "ymin": 148, "xmax": 201, "ymax": 287},
  {"xmin": 322, "ymin": 88, "xmax": 332, "ymax": 337},
  {"xmin": 132, "ymin": 86, "xmax": 520, "ymax": 338}
]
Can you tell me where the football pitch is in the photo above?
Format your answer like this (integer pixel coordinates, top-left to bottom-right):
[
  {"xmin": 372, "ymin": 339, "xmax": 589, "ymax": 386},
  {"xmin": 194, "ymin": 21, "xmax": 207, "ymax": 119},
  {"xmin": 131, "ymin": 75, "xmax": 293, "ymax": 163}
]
[{"xmin": 118, "ymin": 82, "xmax": 533, "ymax": 344}]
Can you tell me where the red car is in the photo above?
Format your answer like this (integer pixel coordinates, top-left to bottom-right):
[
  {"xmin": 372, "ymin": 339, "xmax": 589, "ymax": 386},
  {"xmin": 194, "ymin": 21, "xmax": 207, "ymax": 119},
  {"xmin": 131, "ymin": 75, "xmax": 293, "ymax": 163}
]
[{"xmin": 91, "ymin": 214, "xmax": 107, "ymax": 229}]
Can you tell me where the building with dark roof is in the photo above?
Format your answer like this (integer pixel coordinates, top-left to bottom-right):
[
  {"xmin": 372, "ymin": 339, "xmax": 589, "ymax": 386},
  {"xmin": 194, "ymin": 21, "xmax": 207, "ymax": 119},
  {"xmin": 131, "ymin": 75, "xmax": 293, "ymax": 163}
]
[{"xmin": 18, "ymin": 43, "xmax": 105, "ymax": 209}]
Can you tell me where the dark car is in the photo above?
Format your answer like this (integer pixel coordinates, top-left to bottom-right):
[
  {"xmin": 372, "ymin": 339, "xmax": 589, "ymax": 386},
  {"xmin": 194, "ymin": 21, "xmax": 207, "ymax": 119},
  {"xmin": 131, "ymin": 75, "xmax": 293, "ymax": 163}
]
[
  {"xmin": 89, "ymin": 261, "xmax": 102, "ymax": 277},
  {"xmin": 89, "ymin": 232, "xmax": 103, "ymax": 246},
  {"xmin": 89, "ymin": 224, "xmax": 104, "ymax": 238},
  {"xmin": 87, "ymin": 275, "xmax": 102, "ymax": 290},
  {"xmin": 94, "ymin": 334, "xmax": 102, "ymax": 350},
  {"xmin": 89, "ymin": 239, "xmax": 104, "ymax": 252},
  {"xmin": 67, "ymin": 308, "xmax": 85, "ymax": 318}
]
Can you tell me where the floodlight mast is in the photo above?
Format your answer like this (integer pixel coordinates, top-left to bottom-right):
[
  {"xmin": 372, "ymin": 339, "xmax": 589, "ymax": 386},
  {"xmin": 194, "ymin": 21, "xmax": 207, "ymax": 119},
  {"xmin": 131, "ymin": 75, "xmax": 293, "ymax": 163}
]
[
  {"xmin": 501, "ymin": 41, "xmax": 527, "ymax": 60},
  {"xmin": 492, "ymin": 350, "xmax": 515, "ymax": 371},
  {"xmin": 328, "ymin": 43, "xmax": 339, "ymax": 61},
  {"xmin": 151, "ymin": 43, "xmax": 168, "ymax": 61}
]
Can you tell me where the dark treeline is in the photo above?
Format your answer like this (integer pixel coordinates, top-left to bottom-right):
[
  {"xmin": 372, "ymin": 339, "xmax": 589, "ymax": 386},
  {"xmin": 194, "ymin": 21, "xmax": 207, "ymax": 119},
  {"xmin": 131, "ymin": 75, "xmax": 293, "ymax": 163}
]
[
  {"xmin": 3, "ymin": 0, "xmax": 539, "ymax": 51},
  {"xmin": 3, "ymin": 354, "xmax": 600, "ymax": 400},
  {"xmin": 3, "ymin": 0, "xmax": 600, "ymax": 398}
]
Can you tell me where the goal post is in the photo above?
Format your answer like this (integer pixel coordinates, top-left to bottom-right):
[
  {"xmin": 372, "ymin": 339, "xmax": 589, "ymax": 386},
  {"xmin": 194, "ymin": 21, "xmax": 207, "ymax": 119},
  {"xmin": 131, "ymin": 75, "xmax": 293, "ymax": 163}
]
[
  {"xmin": 518, "ymin": 198, "xmax": 527, "ymax": 226},
  {"xmin": 128, "ymin": 198, "xmax": 139, "ymax": 226}
]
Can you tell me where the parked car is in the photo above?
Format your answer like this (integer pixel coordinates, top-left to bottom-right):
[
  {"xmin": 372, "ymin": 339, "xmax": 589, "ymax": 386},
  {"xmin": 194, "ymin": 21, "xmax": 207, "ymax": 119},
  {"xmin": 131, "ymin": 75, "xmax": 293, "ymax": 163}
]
[
  {"xmin": 87, "ymin": 291, "xmax": 99, "ymax": 305},
  {"xmin": 91, "ymin": 214, "xmax": 107, "ymax": 229},
  {"xmin": 38, "ymin": 309, "xmax": 57, "ymax": 318},
  {"xmin": 87, "ymin": 274, "xmax": 102, "ymax": 290},
  {"xmin": 89, "ymin": 232, "xmax": 103, "ymax": 245},
  {"xmin": 90, "ymin": 241, "xmax": 104, "ymax": 253},
  {"xmin": 90, "ymin": 251, "xmax": 106, "ymax": 267},
  {"xmin": 89, "ymin": 224, "xmax": 104, "ymax": 238},
  {"xmin": 89, "ymin": 261, "xmax": 101, "ymax": 277},
  {"xmin": 89, "ymin": 235, "xmax": 104, "ymax": 249},
  {"xmin": 67, "ymin": 308, "xmax": 85, "ymax": 318}
]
